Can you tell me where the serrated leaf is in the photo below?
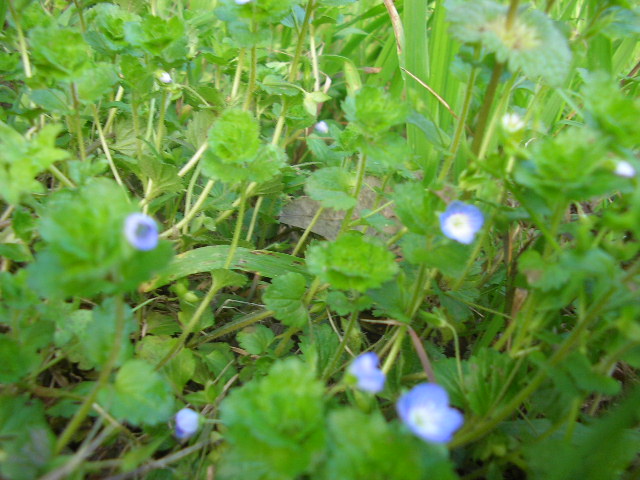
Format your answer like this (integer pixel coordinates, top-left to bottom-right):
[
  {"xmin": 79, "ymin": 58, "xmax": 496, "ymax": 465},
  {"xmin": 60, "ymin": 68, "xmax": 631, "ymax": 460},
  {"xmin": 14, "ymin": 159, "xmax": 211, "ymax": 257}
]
[
  {"xmin": 263, "ymin": 272, "xmax": 309, "ymax": 327},
  {"xmin": 342, "ymin": 86, "xmax": 408, "ymax": 136},
  {"xmin": 219, "ymin": 358, "xmax": 325, "ymax": 479},
  {"xmin": 0, "ymin": 335, "xmax": 38, "ymax": 383},
  {"xmin": 99, "ymin": 359, "xmax": 174, "ymax": 426},
  {"xmin": 137, "ymin": 336, "xmax": 196, "ymax": 390},
  {"xmin": 237, "ymin": 325, "xmax": 275, "ymax": 355},
  {"xmin": 0, "ymin": 122, "xmax": 68, "ymax": 204},
  {"xmin": 75, "ymin": 63, "xmax": 119, "ymax": 103},
  {"xmin": 322, "ymin": 408, "xmax": 456, "ymax": 480},
  {"xmin": 260, "ymin": 74, "xmax": 301, "ymax": 96},
  {"xmin": 305, "ymin": 167, "xmax": 357, "ymax": 210},
  {"xmin": 306, "ymin": 233, "xmax": 399, "ymax": 292},
  {"xmin": 446, "ymin": 0, "xmax": 571, "ymax": 86}
]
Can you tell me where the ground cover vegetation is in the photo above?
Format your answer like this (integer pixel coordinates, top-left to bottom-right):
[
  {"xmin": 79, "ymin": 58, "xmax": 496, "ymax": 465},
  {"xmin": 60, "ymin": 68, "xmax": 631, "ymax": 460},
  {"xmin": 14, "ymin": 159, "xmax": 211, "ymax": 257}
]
[{"xmin": 1, "ymin": 0, "xmax": 639, "ymax": 478}]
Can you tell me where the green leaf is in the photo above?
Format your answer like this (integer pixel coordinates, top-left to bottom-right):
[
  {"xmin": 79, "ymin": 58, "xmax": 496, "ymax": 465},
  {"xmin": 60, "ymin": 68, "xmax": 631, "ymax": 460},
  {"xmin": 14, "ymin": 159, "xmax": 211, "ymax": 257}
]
[
  {"xmin": 393, "ymin": 182, "xmax": 437, "ymax": 235},
  {"xmin": 263, "ymin": 272, "xmax": 309, "ymax": 327},
  {"xmin": 99, "ymin": 359, "xmax": 174, "ymax": 426},
  {"xmin": 0, "ymin": 243, "xmax": 32, "ymax": 262},
  {"xmin": 260, "ymin": 74, "xmax": 301, "ymax": 96},
  {"xmin": 84, "ymin": 3, "xmax": 141, "ymax": 55},
  {"xmin": 0, "ymin": 122, "xmax": 68, "ymax": 204},
  {"xmin": 142, "ymin": 246, "xmax": 310, "ymax": 291},
  {"xmin": 137, "ymin": 336, "xmax": 196, "ymax": 391},
  {"xmin": 305, "ymin": 167, "xmax": 357, "ymax": 210},
  {"xmin": 564, "ymin": 352, "xmax": 621, "ymax": 396},
  {"xmin": 582, "ymin": 71, "xmax": 640, "ymax": 148},
  {"xmin": 237, "ymin": 325, "xmax": 275, "ymax": 355},
  {"xmin": 524, "ymin": 386, "xmax": 640, "ymax": 480},
  {"xmin": 138, "ymin": 155, "xmax": 183, "ymax": 199},
  {"xmin": 57, "ymin": 298, "xmax": 136, "ymax": 371},
  {"xmin": 342, "ymin": 86, "xmax": 408, "ymax": 137},
  {"xmin": 322, "ymin": 408, "xmax": 456, "ymax": 480},
  {"xmin": 123, "ymin": 15, "xmax": 188, "ymax": 66},
  {"xmin": 0, "ymin": 396, "xmax": 54, "ymax": 480},
  {"xmin": 219, "ymin": 358, "xmax": 325, "ymax": 480},
  {"xmin": 29, "ymin": 25, "xmax": 90, "ymax": 79},
  {"xmin": 203, "ymin": 111, "xmax": 284, "ymax": 184},
  {"xmin": 446, "ymin": 0, "xmax": 571, "ymax": 86},
  {"xmin": 303, "ymin": 91, "xmax": 331, "ymax": 116},
  {"xmin": 75, "ymin": 63, "xmax": 119, "ymax": 103},
  {"xmin": 299, "ymin": 323, "xmax": 341, "ymax": 375},
  {"xmin": 206, "ymin": 109, "xmax": 260, "ymax": 165},
  {"xmin": 0, "ymin": 335, "xmax": 38, "ymax": 383},
  {"xmin": 27, "ymin": 178, "xmax": 172, "ymax": 298},
  {"xmin": 28, "ymin": 88, "xmax": 72, "ymax": 115},
  {"xmin": 306, "ymin": 233, "xmax": 399, "ymax": 292}
]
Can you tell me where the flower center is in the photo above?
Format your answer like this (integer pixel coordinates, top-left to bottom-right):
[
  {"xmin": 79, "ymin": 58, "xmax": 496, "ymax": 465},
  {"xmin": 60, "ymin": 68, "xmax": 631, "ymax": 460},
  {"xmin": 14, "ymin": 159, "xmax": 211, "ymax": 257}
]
[
  {"xmin": 446, "ymin": 213, "xmax": 472, "ymax": 237},
  {"xmin": 409, "ymin": 404, "xmax": 441, "ymax": 435},
  {"xmin": 135, "ymin": 223, "xmax": 153, "ymax": 239}
]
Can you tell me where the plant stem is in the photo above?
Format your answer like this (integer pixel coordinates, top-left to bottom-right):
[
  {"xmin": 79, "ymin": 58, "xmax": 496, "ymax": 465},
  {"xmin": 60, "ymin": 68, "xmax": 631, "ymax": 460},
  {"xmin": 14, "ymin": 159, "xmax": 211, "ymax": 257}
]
[
  {"xmin": 131, "ymin": 93, "xmax": 143, "ymax": 162},
  {"xmin": 156, "ymin": 277, "xmax": 223, "ymax": 370},
  {"xmin": 223, "ymin": 183, "xmax": 250, "ymax": 269},
  {"xmin": 470, "ymin": 61, "xmax": 504, "ymax": 157},
  {"xmin": 438, "ymin": 47, "xmax": 480, "ymax": 182},
  {"xmin": 70, "ymin": 83, "xmax": 87, "ymax": 162},
  {"xmin": 243, "ymin": 45, "xmax": 258, "ymax": 111},
  {"xmin": 73, "ymin": 0, "xmax": 86, "ymax": 32},
  {"xmin": 506, "ymin": 0, "xmax": 521, "ymax": 30},
  {"xmin": 8, "ymin": 0, "xmax": 32, "ymax": 78},
  {"xmin": 202, "ymin": 309, "xmax": 275, "ymax": 343},
  {"xmin": 160, "ymin": 179, "xmax": 215, "ymax": 238},
  {"xmin": 292, "ymin": 206, "xmax": 325, "ymax": 257},
  {"xmin": 339, "ymin": 154, "xmax": 367, "ymax": 235},
  {"xmin": 49, "ymin": 165, "xmax": 76, "ymax": 189},
  {"xmin": 272, "ymin": 0, "xmax": 316, "ymax": 146},
  {"xmin": 178, "ymin": 141, "xmax": 208, "ymax": 178},
  {"xmin": 230, "ymin": 48, "xmax": 245, "ymax": 100},
  {"xmin": 93, "ymin": 105, "xmax": 124, "ymax": 188},
  {"xmin": 323, "ymin": 309, "xmax": 358, "ymax": 381},
  {"xmin": 55, "ymin": 295, "xmax": 126, "ymax": 454},
  {"xmin": 155, "ymin": 89, "xmax": 168, "ymax": 153},
  {"xmin": 245, "ymin": 195, "xmax": 263, "ymax": 242}
]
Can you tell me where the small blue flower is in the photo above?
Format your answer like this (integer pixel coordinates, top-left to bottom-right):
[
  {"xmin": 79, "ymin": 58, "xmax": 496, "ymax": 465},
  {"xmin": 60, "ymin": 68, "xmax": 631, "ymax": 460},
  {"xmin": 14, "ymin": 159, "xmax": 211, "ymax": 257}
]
[
  {"xmin": 348, "ymin": 352, "xmax": 385, "ymax": 394},
  {"xmin": 397, "ymin": 383, "xmax": 464, "ymax": 443},
  {"xmin": 124, "ymin": 213, "xmax": 159, "ymax": 251},
  {"xmin": 439, "ymin": 201, "xmax": 484, "ymax": 245},
  {"xmin": 614, "ymin": 160, "xmax": 636, "ymax": 178},
  {"xmin": 314, "ymin": 121, "xmax": 329, "ymax": 135},
  {"xmin": 175, "ymin": 407, "xmax": 200, "ymax": 440}
]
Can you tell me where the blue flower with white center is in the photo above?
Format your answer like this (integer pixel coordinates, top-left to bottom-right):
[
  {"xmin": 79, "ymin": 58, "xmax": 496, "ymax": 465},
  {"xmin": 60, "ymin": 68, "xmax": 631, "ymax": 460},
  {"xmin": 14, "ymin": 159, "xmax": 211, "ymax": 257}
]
[
  {"xmin": 397, "ymin": 383, "xmax": 463, "ymax": 443},
  {"xmin": 124, "ymin": 213, "xmax": 159, "ymax": 251},
  {"xmin": 348, "ymin": 352, "xmax": 385, "ymax": 394},
  {"xmin": 439, "ymin": 201, "xmax": 484, "ymax": 245},
  {"xmin": 175, "ymin": 408, "xmax": 200, "ymax": 440}
]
